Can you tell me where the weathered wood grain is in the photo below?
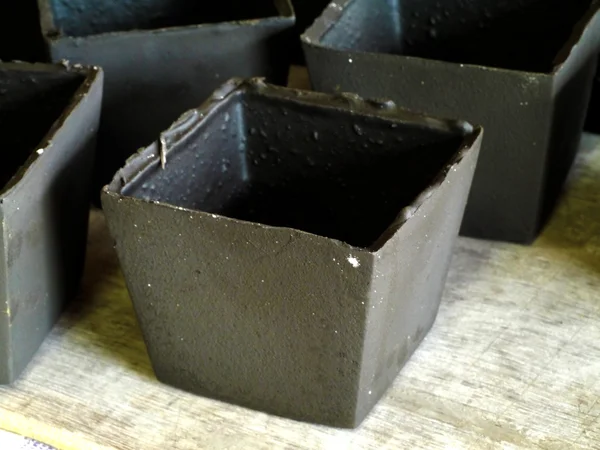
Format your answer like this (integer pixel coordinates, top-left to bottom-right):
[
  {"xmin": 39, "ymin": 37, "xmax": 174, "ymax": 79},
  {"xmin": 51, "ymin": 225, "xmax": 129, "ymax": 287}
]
[{"xmin": 0, "ymin": 71, "xmax": 599, "ymax": 449}]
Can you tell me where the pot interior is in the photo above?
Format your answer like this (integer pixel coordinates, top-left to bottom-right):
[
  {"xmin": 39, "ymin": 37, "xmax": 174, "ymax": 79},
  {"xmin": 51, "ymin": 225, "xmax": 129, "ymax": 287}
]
[
  {"xmin": 49, "ymin": 0, "xmax": 281, "ymax": 37},
  {"xmin": 320, "ymin": 0, "xmax": 593, "ymax": 73},
  {"xmin": 124, "ymin": 92, "xmax": 466, "ymax": 248},
  {"xmin": 0, "ymin": 69, "xmax": 84, "ymax": 190}
]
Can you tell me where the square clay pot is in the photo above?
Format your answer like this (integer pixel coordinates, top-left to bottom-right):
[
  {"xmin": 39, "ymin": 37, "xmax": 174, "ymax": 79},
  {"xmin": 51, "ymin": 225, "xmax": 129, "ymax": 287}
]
[
  {"xmin": 37, "ymin": 0, "xmax": 296, "ymax": 201},
  {"xmin": 302, "ymin": 0, "xmax": 600, "ymax": 244},
  {"xmin": 584, "ymin": 61, "xmax": 600, "ymax": 133},
  {"xmin": 0, "ymin": 62, "xmax": 103, "ymax": 384},
  {"xmin": 102, "ymin": 78, "xmax": 481, "ymax": 428}
]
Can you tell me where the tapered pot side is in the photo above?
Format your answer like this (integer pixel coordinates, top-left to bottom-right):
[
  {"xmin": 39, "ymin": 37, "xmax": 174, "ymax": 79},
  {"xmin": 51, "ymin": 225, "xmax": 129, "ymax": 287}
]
[
  {"xmin": 302, "ymin": 0, "xmax": 600, "ymax": 244},
  {"xmin": 37, "ymin": 0, "xmax": 296, "ymax": 204},
  {"xmin": 0, "ymin": 62, "xmax": 103, "ymax": 384},
  {"xmin": 101, "ymin": 78, "xmax": 481, "ymax": 428}
]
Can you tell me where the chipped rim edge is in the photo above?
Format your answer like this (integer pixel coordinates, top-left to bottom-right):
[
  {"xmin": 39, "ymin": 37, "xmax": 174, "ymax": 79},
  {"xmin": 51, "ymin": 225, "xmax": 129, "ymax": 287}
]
[
  {"xmin": 102, "ymin": 77, "xmax": 482, "ymax": 254},
  {"xmin": 0, "ymin": 61, "xmax": 103, "ymax": 198},
  {"xmin": 37, "ymin": 0, "xmax": 296, "ymax": 42},
  {"xmin": 300, "ymin": 0, "xmax": 600, "ymax": 77}
]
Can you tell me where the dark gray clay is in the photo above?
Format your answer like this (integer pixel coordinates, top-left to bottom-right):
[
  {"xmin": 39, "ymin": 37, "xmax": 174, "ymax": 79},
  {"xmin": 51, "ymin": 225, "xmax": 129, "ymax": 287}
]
[
  {"xmin": 102, "ymin": 78, "xmax": 482, "ymax": 428},
  {"xmin": 303, "ymin": 0, "xmax": 600, "ymax": 244},
  {"xmin": 0, "ymin": 62, "xmax": 103, "ymax": 384},
  {"xmin": 37, "ymin": 0, "xmax": 295, "ymax": 202}
]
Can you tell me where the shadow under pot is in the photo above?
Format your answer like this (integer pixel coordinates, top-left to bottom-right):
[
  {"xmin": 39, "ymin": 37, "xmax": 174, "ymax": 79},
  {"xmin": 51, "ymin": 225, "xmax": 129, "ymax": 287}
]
[
  {"xmin": 584, "ymin": 58, "xmax": 600, "ymax": 133},
  {"xmin": 101, "ymin": 78, "xmax": 482, "ymax": 428},
  {"xmin": 289, "ymin": 0, "xmax": 331, "ymax": 64},
  {"xmin": 302, "ymin": 0, "xmax": 600, "ymax": 244},
  {"xmin": 37, "ymin": 0, "xmax": 296, "ymax": 204},
  {"xmin": 0, "ymin": 62, "xmax": 103, "ymax": 384},
  {"xmin": 0, "ymin": 0, "xmax": 46, "ymax": 62}
]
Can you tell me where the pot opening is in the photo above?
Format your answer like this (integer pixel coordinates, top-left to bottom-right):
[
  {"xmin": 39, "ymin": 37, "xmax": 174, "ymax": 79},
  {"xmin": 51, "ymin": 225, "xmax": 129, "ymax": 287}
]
[
  {"xmin": 124, "ymin": 91, "xmax": 466, "ymax": 249},
  {"xmin": 320, "ymin": 0, "xmax": 593, "ymax": 73},
  {"xmin": 0, "ymin": 69, "xmax": 84, "ymax": 190},
  {"xmin": 48, "ymin": 0, "xmax": 281, "ymax": 37}
]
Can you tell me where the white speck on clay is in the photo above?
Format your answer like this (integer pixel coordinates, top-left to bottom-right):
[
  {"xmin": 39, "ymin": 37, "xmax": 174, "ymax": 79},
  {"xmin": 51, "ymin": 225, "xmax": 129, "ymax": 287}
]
[
  {"xmin": 368, "ymin": 390, "xmax": 372, "ymax": 395},
  {"xmin": 211, "ymin": 214, "xmax": 217, "ymax": 218},
  {"xmin": 36, "ymin": 149, "xmax": 44, "ymax": 155},
  {"xmin": 347, "ymin": 256, "xmax": 360, "ymax": 268},
  {"xmin": 348, "ymin": 58, "xmax": 353, "ymax": 63},
  {"xmin": 148, "ymin": 284, "xmax": 151, "ymax": 287}
]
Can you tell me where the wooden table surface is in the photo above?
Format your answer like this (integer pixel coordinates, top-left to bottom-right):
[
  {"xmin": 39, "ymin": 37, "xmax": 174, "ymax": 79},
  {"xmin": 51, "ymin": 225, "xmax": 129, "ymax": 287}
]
[{"xmin": 1, "ymin": 71, "xmax": 600, "ymax": 449}]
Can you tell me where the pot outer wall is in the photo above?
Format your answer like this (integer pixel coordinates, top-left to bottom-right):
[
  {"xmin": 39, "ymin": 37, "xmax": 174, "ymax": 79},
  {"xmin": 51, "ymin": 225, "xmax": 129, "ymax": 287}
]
[
  {"xmin": 303, "ymin": 4, "xmax": 600, "ymax": 244},
  {"xmin": 43, "ymin": 20, "xmax": 295, "ymax": 204},
  {"xmin": 0, "ymin": 64, "xmax": 103, "ymax": 384}
]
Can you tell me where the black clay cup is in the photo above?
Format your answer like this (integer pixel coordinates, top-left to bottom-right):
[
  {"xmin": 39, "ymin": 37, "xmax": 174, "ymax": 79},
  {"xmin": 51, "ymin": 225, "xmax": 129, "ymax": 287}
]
[
  {"xmin": 0, "ymin": 62, "xmax": 103, "ymax": 384},
  {"xmin": 303, "ymin": 0, "xmax": 600, "ymax": 243},
  {"xmin": 102, "ymin": 78, "xmax": 482, "ymax": 428}
]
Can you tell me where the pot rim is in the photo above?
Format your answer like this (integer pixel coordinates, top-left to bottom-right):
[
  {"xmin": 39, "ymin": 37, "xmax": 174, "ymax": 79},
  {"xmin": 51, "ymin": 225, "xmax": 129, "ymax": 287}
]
[
  {"xmin": 102, "ymin": 77, "xmax": 482, "ymax": 253},
  {"xmin": 37, "ymin": 0, "xmax": 295, "ymax": 42},
  {"xmin": 0, "ymin": 62, "xmax": 102, "ymax": 198},
  {"xmin": 300, "ymin": 0, "xmax": 600, "ymax": 77}
]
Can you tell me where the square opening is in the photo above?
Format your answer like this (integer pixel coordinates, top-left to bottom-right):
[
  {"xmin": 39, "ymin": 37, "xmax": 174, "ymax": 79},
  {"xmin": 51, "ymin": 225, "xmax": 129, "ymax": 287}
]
[
  {"xmin": 0, "ymin": 69, "xmax": 84, "ymax": 190},
  {"xmin": 49, "ymin": 0, "xmax": 282, "ymax": 38},
  {"xmin": 123, "ymin": 92, "xmax": 466, "ymax": 249},
  {"xmin": 320, "ymin": 0, "xmax": 593, "ymax": 73}
]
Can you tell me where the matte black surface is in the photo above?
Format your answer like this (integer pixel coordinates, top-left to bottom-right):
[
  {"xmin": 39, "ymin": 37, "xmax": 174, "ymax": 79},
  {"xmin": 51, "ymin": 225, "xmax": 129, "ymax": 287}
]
[
  {"xmin": 303, "ymin": 0, "xmax": 600, "ymax": 243},
  {"xmin": 38, "ymin": 0, "xmax": 295, "ymax": 204},
  {"xmin": 0, "ymin": 62, "xmax": 103, "ymax": 384},
  {"xmin": 102, "ymin": 78, "xmax": 481, "ymax": 428}
]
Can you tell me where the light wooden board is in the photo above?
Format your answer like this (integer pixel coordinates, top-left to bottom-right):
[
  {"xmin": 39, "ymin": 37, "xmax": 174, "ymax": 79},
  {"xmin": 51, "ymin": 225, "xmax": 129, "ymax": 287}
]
[{"xmin": 1, "ymin": 72, "xmax": 600, "ymax": 449}]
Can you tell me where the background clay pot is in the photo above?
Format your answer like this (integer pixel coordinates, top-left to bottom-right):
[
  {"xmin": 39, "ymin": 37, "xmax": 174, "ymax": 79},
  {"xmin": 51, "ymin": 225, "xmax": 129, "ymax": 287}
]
[
  {"xmin": 302, "ymin": 0, "xmax": 600, "ymax": 244},
  {"xmin": 0, "ymin": 62, "xmax": 103, "ymax": 384},
  {"xmin": 102, "ymin": 78, "xmax": 482, "ymax": 428},
  {"xmin": 37, "ymin": 0, "xmax": 295, "ymax": 203}
]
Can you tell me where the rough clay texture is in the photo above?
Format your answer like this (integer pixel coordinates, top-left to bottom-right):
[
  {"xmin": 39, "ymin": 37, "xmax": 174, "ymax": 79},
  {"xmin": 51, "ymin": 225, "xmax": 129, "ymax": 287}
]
[
  {"xmin": 102, "ymin": 80, "xmax": 481, "ymax": 427},
  {"xmin": 38, "ymin": 0, "xmax": 295, "ymax": 202},
  {"xmin": 303, "ymin": 0, "xmax": 600, "ymax": 244},
  {"xmin": 0, "ymin": 62, "xmax": 103, "ymax": 384}
]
